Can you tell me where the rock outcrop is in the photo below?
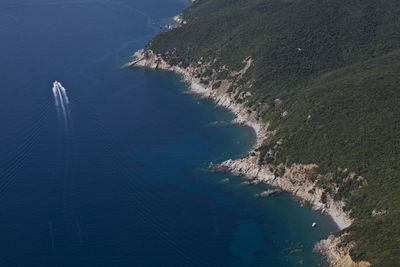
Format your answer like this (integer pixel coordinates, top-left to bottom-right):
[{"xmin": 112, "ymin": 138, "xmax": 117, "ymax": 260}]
[
  {"xmin": 314, "ymin": 235, "xmax": 371, "ymax": 267},
  {"xmin": 219, "ymin": 156, "xmax": 352, "ymax": 230}
]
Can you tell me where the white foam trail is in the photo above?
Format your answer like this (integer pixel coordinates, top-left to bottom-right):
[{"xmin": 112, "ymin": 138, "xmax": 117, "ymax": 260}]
[
  {"xmin": 55, "ymin": 82, "xmax": 67, "ymax": 120},
  {"xmin": 57, "ymin": 81, "xmax": 70, "ymax": 104},
  {"xmin": 52, "ymin": 82, "xmax": 60, "ymax": 106},
  {"xmin": 52, "ymin": 81, "xmax": 70, "ymax": 126}
]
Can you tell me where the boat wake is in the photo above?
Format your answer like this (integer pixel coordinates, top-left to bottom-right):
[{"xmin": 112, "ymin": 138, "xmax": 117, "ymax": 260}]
[{"xmin": 52, "ymin": 81, "xmax": 71, "ymax": 129}]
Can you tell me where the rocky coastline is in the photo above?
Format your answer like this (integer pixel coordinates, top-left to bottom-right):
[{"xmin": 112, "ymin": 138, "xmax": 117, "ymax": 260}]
[
  {"xmin": 125, "ymin": 48, "xmax": 364, "ymax": 266},
  {"xmin": 314, "ymin": 235, "xmax": 371, "ymax": 267}
]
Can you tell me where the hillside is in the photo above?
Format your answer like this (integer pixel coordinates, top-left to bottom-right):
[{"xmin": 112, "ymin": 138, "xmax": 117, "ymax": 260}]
[{"xmin": 140, "ymin": 0, "xmax": 400, "ymax": 265}]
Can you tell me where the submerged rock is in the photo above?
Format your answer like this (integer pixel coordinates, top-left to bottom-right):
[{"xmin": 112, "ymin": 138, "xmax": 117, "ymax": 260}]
[
  {"xmin": 220, "ymin": 178, "xmax": 230, "ymax": 183},
  {"xmin": 289, "ymin": 248, "xmax": 303, "ymax": 255},
  {"xmin": 259, "ymin": 189, "xmax": 282, "ymax": 197}
]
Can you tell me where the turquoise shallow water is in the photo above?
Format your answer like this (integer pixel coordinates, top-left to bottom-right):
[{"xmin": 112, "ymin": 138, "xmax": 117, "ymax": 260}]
[{"xmin": 0, "ymin": 0, "xmax": 337, "ymax": 266}]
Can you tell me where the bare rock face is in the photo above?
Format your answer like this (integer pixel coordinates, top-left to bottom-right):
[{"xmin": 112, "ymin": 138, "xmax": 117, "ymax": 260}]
[{"xmin": 314, "ymin": 235, "xmax": 371, "ymax": 267}]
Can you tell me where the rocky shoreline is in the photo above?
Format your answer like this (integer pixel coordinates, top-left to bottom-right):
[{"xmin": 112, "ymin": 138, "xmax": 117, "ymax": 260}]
[
  {"xmin": 314, "ymin": 235, "xmax": 371, "ymax": 267},
  {"xmin": 125, "ymin": 48, "xmax": 364, "ymax": 266}
]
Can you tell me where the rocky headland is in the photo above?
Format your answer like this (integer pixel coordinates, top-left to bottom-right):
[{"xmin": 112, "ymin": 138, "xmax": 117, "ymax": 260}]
[{"xmin": 125, "ymin": 47, "xmax": 365, "ymax": 266}]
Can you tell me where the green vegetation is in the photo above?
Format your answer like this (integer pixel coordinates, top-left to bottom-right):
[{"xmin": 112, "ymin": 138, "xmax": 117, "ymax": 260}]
[{"xmin": 145, "ymin": 0, "xmax": 400, "ymax": 265}]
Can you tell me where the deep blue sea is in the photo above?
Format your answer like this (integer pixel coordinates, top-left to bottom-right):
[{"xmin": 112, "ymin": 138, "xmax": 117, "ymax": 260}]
[{"xmin": 0, "ymin": 0, "xmax": 337, "ymax": 266}]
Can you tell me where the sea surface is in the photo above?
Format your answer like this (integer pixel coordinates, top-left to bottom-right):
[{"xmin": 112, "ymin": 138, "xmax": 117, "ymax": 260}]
[{"xmin": 0, "ymin": 0, "xmax": 337, "ymax": 266}]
